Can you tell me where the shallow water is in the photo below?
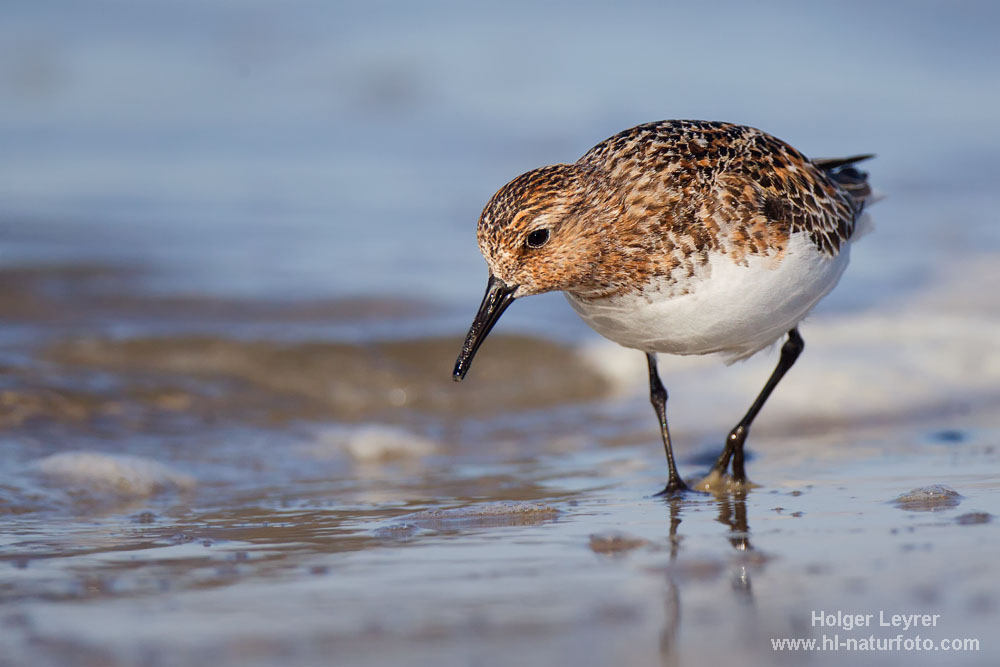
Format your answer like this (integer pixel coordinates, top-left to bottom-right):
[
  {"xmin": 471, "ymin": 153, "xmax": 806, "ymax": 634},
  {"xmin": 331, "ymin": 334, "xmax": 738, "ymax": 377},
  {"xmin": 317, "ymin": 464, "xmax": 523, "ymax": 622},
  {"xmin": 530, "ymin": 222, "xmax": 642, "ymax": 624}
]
[
  {"xmin": 2, "ymin": 260, "xmax": 998, "ymax": 667},
  {"xmin": 2, "ymin": 2, "xmax": 1000, "ymax": 666}
]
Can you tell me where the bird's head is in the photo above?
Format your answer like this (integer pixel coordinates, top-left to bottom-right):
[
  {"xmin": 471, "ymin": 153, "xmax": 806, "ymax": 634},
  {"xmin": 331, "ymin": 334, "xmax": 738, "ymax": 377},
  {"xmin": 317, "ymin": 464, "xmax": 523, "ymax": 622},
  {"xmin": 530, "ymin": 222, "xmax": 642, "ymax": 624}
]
[
  {"xmin": 453, "ymin": 164, "xmax": 616, "ymax": 381},
  {"xmin": 475, "ymin": 164, "xmax": 604, "ymax": 298}
]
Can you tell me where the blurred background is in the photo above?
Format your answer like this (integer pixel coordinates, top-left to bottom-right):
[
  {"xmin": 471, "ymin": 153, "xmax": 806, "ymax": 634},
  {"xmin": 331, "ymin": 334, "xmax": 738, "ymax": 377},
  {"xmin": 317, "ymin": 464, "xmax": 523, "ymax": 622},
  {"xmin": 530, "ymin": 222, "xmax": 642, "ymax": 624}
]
[
  {"xmin": 3, "ymin": 0, "xmax": 997, "ymax": 323},
  {"xmin": 2, "ymin": 2, "xmax": 999, "ymax": 666}
]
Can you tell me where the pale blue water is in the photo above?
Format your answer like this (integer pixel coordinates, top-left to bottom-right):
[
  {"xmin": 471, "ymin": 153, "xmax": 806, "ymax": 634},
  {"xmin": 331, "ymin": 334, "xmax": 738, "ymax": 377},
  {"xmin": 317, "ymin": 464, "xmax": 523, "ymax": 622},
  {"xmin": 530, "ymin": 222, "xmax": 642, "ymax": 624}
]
[{"xmin": 2, "ymin": 0, "xmax": 999, "ymax": 317}]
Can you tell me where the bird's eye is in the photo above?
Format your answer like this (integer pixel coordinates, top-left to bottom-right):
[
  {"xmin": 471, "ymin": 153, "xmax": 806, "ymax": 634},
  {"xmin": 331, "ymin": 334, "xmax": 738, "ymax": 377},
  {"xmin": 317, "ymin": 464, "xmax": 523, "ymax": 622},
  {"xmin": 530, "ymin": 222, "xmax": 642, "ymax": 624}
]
[{"xmin": 526, "ymin": 229, "xmax": 550, "ymax": 249}]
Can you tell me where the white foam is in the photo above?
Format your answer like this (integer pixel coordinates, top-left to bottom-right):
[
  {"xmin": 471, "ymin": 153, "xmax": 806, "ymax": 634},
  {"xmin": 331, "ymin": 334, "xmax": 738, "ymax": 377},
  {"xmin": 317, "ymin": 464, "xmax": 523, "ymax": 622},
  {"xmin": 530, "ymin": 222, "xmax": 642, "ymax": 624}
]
[
  {"xmin": 303, "ymin": 425, "xmax": 439, "ymax": 463},
  {"xmin": 35, "ymin": 452, "xmax": 195, "ymax": 499},
  {"xmin": 578, "ymin": 339, "xmax": 713, "ymax": 396}
]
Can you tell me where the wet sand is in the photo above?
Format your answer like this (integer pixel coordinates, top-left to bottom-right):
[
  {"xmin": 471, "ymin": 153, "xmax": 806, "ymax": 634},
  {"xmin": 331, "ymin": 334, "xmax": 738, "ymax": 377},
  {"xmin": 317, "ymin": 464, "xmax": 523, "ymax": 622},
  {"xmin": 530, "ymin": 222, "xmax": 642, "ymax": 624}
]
[{"xmin": 1, "ymin": 263, "xmax": 998, "ymax": 667}]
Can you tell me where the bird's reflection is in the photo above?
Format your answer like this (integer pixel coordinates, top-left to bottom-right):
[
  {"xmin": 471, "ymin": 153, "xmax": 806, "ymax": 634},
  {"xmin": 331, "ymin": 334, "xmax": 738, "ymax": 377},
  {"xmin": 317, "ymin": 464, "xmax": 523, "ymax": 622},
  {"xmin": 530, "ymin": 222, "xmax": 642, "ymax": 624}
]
[
  {"xmin": 659, "ymin": 496, "xmax": 683, "ymax": 667},
  {"xmin": 658, "ymin": 490, "xmax": 758, "ymax": 666},
  {"xmin": 716, "ymin": 491, "xmax": 754, "ymax": 600}
]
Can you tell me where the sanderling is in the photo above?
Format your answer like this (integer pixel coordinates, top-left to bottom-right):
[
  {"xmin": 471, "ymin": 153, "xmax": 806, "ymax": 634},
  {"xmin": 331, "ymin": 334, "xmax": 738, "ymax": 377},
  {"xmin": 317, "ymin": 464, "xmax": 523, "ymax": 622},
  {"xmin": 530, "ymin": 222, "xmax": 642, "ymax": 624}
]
[{"xmin": 452, "ymin": 120, "xmax": 873, "ymax": 495}]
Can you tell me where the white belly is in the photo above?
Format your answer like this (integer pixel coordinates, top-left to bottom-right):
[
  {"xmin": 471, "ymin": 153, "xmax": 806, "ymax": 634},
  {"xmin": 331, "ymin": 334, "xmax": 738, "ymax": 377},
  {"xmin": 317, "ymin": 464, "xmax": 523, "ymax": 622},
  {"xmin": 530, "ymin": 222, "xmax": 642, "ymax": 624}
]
[{"xmin": 565, "ymin": 233, "xmax": 852, "ymax": 362}]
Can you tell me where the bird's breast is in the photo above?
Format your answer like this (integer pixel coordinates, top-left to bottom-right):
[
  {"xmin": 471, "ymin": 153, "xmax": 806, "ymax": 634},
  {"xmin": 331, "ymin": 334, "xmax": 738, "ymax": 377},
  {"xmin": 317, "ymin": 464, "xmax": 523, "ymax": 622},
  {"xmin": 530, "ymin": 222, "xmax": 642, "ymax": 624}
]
[{"xmin": 565, "ymin": 232, "xmax": 852, "ymax": 362}]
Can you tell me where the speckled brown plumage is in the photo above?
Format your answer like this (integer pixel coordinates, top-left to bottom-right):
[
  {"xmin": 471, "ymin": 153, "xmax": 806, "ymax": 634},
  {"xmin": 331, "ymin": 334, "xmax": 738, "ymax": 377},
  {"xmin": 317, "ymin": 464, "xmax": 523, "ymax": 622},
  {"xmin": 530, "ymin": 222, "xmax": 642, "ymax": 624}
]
[{"xmin": 477, "ymin": 120, "xmax": 870, "ymax": 301}]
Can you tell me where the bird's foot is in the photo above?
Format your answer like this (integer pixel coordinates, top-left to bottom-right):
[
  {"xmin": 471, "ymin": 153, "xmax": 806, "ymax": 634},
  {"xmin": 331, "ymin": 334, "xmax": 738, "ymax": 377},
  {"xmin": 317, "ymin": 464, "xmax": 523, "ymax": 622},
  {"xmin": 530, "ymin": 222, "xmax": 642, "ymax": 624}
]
[
  {"xmin": 692, "ymin": 468, "xmax": 757, "ymax": 495},
  {"xmin": 654, "ymin": 477, "xmax": 693, "ymax": 497}
]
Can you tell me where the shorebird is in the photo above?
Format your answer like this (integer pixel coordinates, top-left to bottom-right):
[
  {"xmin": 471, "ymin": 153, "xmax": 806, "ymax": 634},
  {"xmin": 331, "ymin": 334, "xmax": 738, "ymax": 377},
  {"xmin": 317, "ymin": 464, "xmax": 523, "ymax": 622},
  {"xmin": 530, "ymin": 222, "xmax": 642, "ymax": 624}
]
[{"xmin": 452, "ymin": 120, "xmax": 873, "ymax": 495}]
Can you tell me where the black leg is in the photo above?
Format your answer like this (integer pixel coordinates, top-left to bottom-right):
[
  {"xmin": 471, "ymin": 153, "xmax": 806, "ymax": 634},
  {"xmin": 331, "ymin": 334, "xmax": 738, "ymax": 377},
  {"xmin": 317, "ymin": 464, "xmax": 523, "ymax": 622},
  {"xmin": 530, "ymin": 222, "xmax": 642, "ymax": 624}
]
[
  {"xmin": 647, "ymin": 353, "xmax": 688, "ymax": 495},
  {"xmin": 712, "ymin": 328, "xmax": 804, "ymax": 482}
]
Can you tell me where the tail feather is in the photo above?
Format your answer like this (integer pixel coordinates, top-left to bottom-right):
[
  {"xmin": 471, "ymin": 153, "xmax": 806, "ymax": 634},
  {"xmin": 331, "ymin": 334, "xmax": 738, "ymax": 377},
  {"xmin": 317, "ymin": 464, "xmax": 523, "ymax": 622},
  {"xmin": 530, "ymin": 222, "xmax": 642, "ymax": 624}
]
[
  {"xmin": 813, "ymin": 154, "xmax": 874, "ymax": 205},
  {"xmin": 812, "ymin": 154, "xmax": 874, "ymax": 171}
]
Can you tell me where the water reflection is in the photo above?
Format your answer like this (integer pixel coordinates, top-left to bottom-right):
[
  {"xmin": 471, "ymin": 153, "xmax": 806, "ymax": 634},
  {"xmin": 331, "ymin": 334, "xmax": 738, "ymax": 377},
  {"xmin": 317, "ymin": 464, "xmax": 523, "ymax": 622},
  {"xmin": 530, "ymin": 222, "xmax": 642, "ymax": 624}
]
[
  {"xmin": 659, "ymin": 496, "xmax": 683, "ymax": 667},
  {"xmin": 659, "ymin": 491, "xmax": 759, "ymax": 666},
  {"xmin": 717, "ymin": 492, "xmax": 755, "ymax": 600}
]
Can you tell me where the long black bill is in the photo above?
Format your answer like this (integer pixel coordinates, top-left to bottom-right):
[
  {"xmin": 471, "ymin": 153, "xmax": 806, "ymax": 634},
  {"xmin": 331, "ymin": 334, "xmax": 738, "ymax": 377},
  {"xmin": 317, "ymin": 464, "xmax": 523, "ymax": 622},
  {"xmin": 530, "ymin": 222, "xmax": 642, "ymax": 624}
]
[{"xmin": 452, "ymin": 274, "xmax": 518, "ymax": 381}]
